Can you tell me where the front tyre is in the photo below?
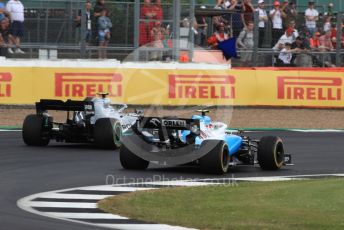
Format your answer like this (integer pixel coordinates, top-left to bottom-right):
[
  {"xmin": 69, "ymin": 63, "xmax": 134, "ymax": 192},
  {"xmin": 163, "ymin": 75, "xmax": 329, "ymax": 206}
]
[
  {"xmin": 120, "ymin": 144, "xmax": 149, "ymax": 170},
  {"xmin": 94, "ymin": 118, "xmax": 122, "ymax": 149},
  {"xmin": 258, "ymin": 136, "xmax": 284, "ymax": 170},
  {"xmin": 22, "ymin": 114, "xmax": 50, "ymax": 146},
  {"xmin": 199, "ymin": 140, "xmax": 229, "ymax": 174}
]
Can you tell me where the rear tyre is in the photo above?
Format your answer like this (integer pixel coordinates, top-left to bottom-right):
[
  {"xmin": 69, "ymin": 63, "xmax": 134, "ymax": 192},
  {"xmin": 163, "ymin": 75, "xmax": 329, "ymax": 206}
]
[
  {"xmin": 22, "ymin": 114, "xmax": 50, "ymax": 146},
  {"xmin": 258, "ymin": 136, "xmax": 284, "ymax": 170},
  {"xmin": 94, "ymin": 118, "xmax": 122, "ymax": 149},
  {"xmin": 199, "ymin": 140, "xmax": 229, "ymax": 174},
  {"xmin": 120, "ymin": 144, "xmax": 149, "ymax": 170}
]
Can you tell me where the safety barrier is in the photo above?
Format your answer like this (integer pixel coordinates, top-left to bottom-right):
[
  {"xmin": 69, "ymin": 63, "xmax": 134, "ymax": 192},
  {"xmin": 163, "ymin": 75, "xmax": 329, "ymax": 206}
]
[{"xmin": 1, "ymin": 62, "xmax": 344, "ymax": 108}]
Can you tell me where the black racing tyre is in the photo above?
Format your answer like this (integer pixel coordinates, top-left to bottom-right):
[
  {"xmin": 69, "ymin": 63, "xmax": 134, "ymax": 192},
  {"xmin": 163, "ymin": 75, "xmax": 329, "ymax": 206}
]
[
  {"xmin": 22, "ymin": 114, "xmax": 50, "ymax": 146},
  {"xmin": 258, "ymin": 136, "xmax": 284, "ymax": 170},
  {"xmin": 94, "ymin": 118, "xmax": 122, "ymax": 149},
  {"xmin": 199, "ymin": 140, "xmax": 229, "ymax": 174},
  {"xmin": 119, "ymin": 144, "xmax": 149, "ymax": 170}
]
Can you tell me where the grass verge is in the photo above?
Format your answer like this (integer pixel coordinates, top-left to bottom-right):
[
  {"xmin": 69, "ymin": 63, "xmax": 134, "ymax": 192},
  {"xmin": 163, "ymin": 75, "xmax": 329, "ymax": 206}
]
[
  {"xmin": 98, "ymin": 179, "xmax": 344, "ymax": 230},
  {"xmin": 0, "ymin": 126, "xmax": 21, "ymax": 130}
]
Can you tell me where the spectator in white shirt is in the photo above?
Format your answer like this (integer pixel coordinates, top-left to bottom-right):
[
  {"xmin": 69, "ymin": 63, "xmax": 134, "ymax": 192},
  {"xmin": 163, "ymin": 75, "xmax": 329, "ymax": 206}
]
[
  {"xmin": 323, "ymin": 16, "xmax": 331, "ymax": 32},
  {"xmin": 6, "ymin": 0, "xmax": 25, "ymax": 54},
  {"xmin": 256, "ymin": 0, "xmax": 268, "ymax": 48},
  {"xmin": 270, "ymin": 1, "xmax": 286, "ymax": 47},
  {"xmin": 215, "ymin": 0, "xmax": 230, "ymax": 9},
  {"xmin": 277, "ymin": 42, "xmax": 293, "ymax": 66},
  {"xmin": 273, "ymin": 27, "xmax": 296, "ymax": 51},
  {"xmin": 305, "ymin": 0, "xmax": 319, "ymax": 37}
]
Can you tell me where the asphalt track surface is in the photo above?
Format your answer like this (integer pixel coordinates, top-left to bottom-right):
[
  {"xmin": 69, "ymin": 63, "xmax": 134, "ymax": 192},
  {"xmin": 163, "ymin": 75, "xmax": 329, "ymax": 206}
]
[{"xmin": 1, "ymin": 130, "xmax": 344, "ymax": 230}]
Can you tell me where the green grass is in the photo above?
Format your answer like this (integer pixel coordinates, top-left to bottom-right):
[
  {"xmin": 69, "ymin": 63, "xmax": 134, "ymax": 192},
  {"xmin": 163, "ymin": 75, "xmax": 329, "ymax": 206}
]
[
  {"xmin": 0, "ymin": 126, "xmax": 21, "ymax": 130},
  {"xmin": 98, "ymin": 179, "xmax": 344, "ymax": 230}
]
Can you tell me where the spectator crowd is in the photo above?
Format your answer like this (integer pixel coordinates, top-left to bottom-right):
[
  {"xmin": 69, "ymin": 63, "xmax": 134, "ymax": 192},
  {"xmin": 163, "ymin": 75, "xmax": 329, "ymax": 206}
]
[
  {"xmin": 2, "ymin": 0, "xmax": 117, "ymax": 59},
  {"xmin": 1, "ymin": 0, "xmax": 166, "ymax": 59},
  {"xmin": 134, "ymin": 0, "xmax": 343, "ymax": 66},
  {"xmin": 76, "ymin": 0, "xmax": 114, "ymax": 59},
  {"xmin": 0, "ymin": 0, "xmax": 25, "ymax": 55},
  {"xmin": 76, "ymin": 0, "xmax": 164, "ymax": 59},
  {"xmin": 208, "ymin": 0, "xmax": 343, "ymax": 67},
  {"xmin": 0, "ymin": 0, "xmax": 343, "ymax": 65}
]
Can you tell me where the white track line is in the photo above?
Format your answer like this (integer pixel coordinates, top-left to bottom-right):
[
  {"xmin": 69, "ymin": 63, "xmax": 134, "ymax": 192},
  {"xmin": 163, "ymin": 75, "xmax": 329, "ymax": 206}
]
[
  {"xmin": 282, "ymin": 173, "xmax": 344, "ymax": 178},
  {"xmin": 18, "ymin": 174, "xmax": 344, "ymax": 230},
  {"xmin": 234, "ymin": 177, "xmax": 296, "ymax": 182},
  {"xmin": 97, "ymin": 224, "xmax": 196, "ymax": 230},
  {"xmin": 141, "ymin": 181, "xmax": 215, "ymax": 187},
  {"xmin": 290, "ymin": 129, "xmax": 344, "ymax": 133},
  {"xmin": 29, "ymin": 201, "xmax": 97, "ymax": 208},
  {"xmin": 0, "ymin": 129, "xmax": 21, "ymax": 132},
  {"xmin": 38, "ymin": 193, "xmax": 111, "ymax": 200},
  {"xmin": 80, "ymin": 186, "xmax": 154, "ymax": 192},
  {"xmin": 196, "ymin": 174, "xmax": 344, "ymax": 183},
  {"xmin": 44, "ymin": 212, "xmax": 128, "ymax": 219}
]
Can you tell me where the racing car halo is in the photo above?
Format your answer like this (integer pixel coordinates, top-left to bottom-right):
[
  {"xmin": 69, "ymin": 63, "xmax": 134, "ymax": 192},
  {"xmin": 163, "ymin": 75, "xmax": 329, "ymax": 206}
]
[
  {"xmin": 22, "ymin": 93, "xmax": 142, "ymax": 149},
  {"xmin": 120, "ymin": 110, "xmax": 292, "ymax": 174}
]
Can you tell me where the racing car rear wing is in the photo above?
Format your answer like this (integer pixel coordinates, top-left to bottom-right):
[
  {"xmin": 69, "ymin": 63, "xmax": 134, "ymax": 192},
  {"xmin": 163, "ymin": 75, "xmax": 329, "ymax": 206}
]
[{"xmin": 36, "ymin": 99, "xmax": 94, "ymax": 114}]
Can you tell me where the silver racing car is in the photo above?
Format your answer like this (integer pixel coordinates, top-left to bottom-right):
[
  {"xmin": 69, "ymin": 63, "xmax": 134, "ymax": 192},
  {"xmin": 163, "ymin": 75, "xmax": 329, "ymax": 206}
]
[{"xmin": 22, "ymin": 93, "xmax": 142, "ymax": 149}]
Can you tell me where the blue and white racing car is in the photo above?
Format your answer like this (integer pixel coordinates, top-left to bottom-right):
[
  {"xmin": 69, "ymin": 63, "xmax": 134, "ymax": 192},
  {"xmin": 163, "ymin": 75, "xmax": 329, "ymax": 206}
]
[{"xmin": 120, "ymin": 110, "xmax": 292, "ymax": 174}]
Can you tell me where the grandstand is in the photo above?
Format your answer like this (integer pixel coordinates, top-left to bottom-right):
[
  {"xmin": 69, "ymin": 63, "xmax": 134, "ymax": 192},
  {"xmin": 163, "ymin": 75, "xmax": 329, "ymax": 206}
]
[{"xmin": 1, "ymin": 1, "xmax": 343, "ymax": 66}]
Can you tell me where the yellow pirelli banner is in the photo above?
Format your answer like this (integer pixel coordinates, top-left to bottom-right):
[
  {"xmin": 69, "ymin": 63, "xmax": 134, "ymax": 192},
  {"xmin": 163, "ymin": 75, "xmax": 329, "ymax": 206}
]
[{"xmin": 0, "ymin": 66, "xmax": 344, "ymax": 108}]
